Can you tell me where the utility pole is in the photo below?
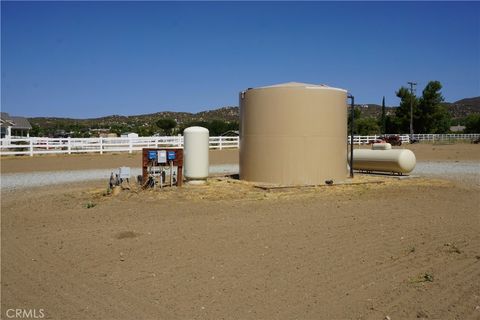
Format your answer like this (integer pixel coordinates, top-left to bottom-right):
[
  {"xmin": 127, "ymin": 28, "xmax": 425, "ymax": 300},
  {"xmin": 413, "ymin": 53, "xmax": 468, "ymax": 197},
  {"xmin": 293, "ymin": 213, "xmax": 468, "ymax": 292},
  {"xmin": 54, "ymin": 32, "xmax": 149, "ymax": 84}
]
[
  {"xmin": 407, "ymin": 81, "xmax": 417, "ymax": 141},
  {"xmin": 381, "ymin": 96, "xmax": 386, "ymax": 135}
]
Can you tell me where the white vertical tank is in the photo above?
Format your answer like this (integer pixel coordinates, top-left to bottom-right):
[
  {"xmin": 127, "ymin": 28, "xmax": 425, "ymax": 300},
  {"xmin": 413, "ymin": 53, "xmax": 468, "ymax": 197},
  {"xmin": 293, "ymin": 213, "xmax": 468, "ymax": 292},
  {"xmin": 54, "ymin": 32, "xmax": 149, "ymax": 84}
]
[{"xmin": 184, "ymin": 126, "xmax": 209, "ymax": 182}]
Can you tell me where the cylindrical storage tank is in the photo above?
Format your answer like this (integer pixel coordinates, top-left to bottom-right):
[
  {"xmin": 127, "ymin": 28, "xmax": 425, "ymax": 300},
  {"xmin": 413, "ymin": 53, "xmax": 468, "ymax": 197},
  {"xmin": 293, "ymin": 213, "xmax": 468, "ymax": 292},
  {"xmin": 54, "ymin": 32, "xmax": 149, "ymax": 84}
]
[
  {"xmin": 240, "ymin": 82, "xmax": 348, "ymax": 185},
  {"xmin": 349, "ymin": 149, "xmax": 416, "ymax": 173},
  {"xmin": 183, "ymin": 126, "xmax": 209, "ymax": 182},
  {"xmin": 372, "ymin": 143, "xmax": 392, "ymax": 150}
]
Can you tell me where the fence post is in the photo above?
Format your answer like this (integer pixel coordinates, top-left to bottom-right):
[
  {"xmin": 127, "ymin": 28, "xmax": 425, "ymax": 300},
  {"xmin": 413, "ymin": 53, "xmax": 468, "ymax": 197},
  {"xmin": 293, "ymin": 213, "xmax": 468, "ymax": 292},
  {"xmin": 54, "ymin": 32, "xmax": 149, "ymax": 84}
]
[
  {"xmin": 219, "ymin": 137, "xmax": 223, "ymax": 150},
  {"xmin": 100, "ymin": 138, "xmax": 103, "ymax": 154},
  {"xmin": 129, "ymin": 138, "xmax": 133, "ymax": 154},
  {"xmin": 29, "ymin": 138, "xmax": 33, "ymax": 156},
  {"xmin": 236, "ymin": 136, "xmax": 240, "ymax": 148},
  {"xmin": 67, "ymin": 137, "xmax": 72, "ymax": 154}
]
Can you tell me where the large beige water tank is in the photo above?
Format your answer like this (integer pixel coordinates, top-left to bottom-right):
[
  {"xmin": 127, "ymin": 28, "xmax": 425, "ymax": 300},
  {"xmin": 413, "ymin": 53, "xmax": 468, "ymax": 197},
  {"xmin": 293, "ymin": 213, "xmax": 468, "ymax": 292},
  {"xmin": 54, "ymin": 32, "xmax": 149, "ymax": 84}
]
[{"xmin": 240, "ymin": 82, "xmax": 348, "ymax": 185}]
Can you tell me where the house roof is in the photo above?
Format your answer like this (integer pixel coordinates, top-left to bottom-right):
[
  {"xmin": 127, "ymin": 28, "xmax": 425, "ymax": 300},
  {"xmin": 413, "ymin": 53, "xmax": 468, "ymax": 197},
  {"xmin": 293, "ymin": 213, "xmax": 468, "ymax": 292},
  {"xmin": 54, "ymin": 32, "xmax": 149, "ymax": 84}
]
[
  {"xmin": 0, "ymin": 112, "xmax": 32, "ymax": 129},
  {"xmin": 10, "ymin": 117, "xmax": 32, "ymax": 129}
]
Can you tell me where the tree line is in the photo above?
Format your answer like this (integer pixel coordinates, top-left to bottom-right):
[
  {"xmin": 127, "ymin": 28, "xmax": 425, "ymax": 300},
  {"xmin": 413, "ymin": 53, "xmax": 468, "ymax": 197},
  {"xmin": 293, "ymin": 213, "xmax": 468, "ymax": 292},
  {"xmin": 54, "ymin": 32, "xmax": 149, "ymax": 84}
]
[
  {"xmin": 351, "ymin": 80, "xmax": 478, "ymax": 135},
  {"xmin": 30, "ymin": 118, "xmax": 239, "ymax": 138}
]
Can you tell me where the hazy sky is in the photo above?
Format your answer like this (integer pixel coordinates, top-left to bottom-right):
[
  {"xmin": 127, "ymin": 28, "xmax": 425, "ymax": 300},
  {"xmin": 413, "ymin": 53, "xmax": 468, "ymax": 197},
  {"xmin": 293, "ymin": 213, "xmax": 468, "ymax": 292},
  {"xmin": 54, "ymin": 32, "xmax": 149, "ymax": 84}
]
[{"xmin": 1, "ymin": 1, "xmax": 479, "ymax": 118}]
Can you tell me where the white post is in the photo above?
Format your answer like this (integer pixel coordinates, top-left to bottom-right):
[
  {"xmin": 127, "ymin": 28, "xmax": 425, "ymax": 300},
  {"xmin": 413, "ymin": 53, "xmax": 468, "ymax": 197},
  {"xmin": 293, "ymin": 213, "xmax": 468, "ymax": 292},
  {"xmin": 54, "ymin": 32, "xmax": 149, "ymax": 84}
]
[
  {"xmin": 100, "ymin": 138, "xmax": 103, "ymax": 154},
  {"xmin": 129, "ymin": 138, "xmax": 133, "ymax": 154},
  {"xmin": 236, "ymin": 136, "xmax": 239, "ymax": 148},
  {"xmin": 219, "ymin": 137, "xmax": 223, "ymax": 150},
  {"xmin": 67, "ymin": 137, "xmax": 71, "ymax": 154},
  {"xmin": 29, "ymin": 138, "xmax": 33, "ymax": 156}
]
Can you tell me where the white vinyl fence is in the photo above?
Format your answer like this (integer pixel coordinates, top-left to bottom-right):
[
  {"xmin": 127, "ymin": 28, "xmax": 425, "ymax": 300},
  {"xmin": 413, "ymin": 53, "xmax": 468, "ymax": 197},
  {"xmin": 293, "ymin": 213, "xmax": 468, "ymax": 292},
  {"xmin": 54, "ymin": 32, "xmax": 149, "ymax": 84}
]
[
  {"xmin": 1, "ymin": 134, "xmax": 479, "ymax": 157},
  {"xmin": 349, "ymin": 134, "xmax": 479, "ymax": 145},
  {"xmin": 349, "ymin": 135, "xmax": 410, "ymax": 145},
  {"xmin": 410, "ymin": 133, "xmax": 480, "ymax": 142},
  {"xmin": 0, "ymin": 136, "xmax": 239, "ymax": 156}
]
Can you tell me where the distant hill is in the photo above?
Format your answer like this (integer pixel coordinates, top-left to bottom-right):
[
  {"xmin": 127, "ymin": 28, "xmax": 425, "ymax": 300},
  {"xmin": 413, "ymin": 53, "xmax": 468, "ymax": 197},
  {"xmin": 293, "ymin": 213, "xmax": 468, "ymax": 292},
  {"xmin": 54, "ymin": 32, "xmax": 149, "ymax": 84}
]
[
  {"xmin": 444, "ymin": 96, "xmax": 480, "ymax": 118},
  {"xmin": 353, "ymin": 104, "xmax": 397, "ymax": 118},
  {"xmin": 29, "ymin": 106, "xmax": 240, "ymax": 130},
  {"xmin": 454, "ymin": 96, "xmax": 480, "ymax": 107},
  {"xmin": 28, "ymin": 97, "xmax": 479, "ymax": 135}
]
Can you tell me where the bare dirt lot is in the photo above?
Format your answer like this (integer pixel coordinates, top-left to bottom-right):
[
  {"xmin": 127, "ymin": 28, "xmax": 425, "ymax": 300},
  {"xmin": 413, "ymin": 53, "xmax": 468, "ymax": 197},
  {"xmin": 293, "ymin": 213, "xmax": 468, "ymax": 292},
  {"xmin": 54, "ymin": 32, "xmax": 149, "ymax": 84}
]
[{"xmin": 1, "ymin": 144, "xmax": 479, "ymax": 319}]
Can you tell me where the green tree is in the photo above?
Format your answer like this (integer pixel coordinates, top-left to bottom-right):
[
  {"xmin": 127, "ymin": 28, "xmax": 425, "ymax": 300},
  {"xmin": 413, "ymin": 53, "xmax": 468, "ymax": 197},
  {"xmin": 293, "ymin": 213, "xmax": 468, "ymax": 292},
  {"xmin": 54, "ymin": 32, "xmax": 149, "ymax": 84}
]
[
  {"xmin": 156, "ymin": 118, "xmax": 177, "ymax": 135},
  {"xmin": 417, "ymin": 81, "xmax": 450, "ymax": 133},
  {"xmin": 355, "ymin": 118, "xmax": 380, "ymax": 135},
  {"xmin": 395, "ymin": 86, "xmax": 418, "ymax": 133},
  {"xmin": 208, "ymin": 120, "xmax": 230, "ymax": 136},
  {"xmin": 429, "ymin": 104, "xmax": 451, "ymax": 133},
  {"xmin": 380, "ymin": 96, "xmax": 386, "ymax": 134},
  {"xmin": 136, "ymin": 125, "xmax": 155, "ymax": 137},
  {"xmin": 179, "ymin": 120, "xmax": 210, "ymax": 134},
  {"xmin": 395, "ymin": 81, "xmax": 451, "ymax": 134},
  {"xmin": 30, "ymin": 124, "xmax": 45, "ymax": 137},
  {"xmin": 179, "ymin": 120, "xmax": 239, "ymax": 136},
  {"xmin": 109, "ymin": 124, "xmax": 129, "ymax": 136},
  {"xmin": 384, "ymin": 115, "xmax": 399, "ymax": 134},
  {"xmin": 464, "ymin": 114, "xmax": 480, "ymax": 133},
  {"xmin": 348, "ymin": 106, "xmax": 362, "ymax": 128}
]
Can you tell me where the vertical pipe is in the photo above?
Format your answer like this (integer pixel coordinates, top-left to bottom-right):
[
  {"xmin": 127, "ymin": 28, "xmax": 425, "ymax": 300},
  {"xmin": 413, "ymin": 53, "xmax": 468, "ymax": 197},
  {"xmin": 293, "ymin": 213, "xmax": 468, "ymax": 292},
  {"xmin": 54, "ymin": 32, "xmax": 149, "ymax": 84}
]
[{"xmin": 348, "ymin": 95, "xmax": 354, "ymax": 178}]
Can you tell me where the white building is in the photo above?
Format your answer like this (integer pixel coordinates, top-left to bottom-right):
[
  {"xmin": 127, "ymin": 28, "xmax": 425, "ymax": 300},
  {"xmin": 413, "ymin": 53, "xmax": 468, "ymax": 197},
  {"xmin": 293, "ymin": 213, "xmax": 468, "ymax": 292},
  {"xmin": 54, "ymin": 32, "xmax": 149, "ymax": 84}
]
[
  {"xmin": 120, "ymin": 132, "xmax": 139, "ymax": 138},
  {"xmin": 450, "ymin": 125, "xmax": 466, "ymax": 132},
  {"xmin": 0, "ymin": 112, "xmax": 32, "ymax": 138}
]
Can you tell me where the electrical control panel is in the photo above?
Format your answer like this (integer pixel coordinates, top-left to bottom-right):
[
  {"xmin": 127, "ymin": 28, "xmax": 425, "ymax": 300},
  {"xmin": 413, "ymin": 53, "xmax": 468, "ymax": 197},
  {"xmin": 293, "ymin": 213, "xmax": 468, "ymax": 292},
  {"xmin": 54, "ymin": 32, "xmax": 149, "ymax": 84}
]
[{"xmin": 142, "ymin": 148, "xmax": 183, "ymax": 187}]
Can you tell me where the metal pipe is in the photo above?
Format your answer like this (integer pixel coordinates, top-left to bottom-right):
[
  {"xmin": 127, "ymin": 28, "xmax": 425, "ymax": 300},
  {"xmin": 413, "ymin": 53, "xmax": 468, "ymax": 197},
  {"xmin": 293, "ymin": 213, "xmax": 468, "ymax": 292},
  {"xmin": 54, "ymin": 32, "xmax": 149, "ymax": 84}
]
[{"xmin": 348, "ymin": 94, "xmax": 354, "ymax": 178}]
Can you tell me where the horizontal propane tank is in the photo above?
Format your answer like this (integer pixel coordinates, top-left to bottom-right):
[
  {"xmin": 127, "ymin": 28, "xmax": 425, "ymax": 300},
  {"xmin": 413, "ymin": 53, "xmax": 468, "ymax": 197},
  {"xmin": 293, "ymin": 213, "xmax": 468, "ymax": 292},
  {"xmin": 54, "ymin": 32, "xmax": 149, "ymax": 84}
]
[
  {"xmin": 349, "ymin": 149, "xmax": 416, "ymax": 174},
  {"xmin": 371, "ymin": 143, "xmax": 392, "ymax": 150}
]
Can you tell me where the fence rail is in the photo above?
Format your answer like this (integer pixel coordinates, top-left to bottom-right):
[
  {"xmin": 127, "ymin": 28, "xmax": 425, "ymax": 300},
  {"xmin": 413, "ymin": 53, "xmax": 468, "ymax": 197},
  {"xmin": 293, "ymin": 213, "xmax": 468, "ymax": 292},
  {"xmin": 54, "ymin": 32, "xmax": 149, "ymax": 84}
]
[
  {"xmin": 410, "ymin": 133, "xmax": 480, "ymax": 142},
  {"xmin": 1, "ymin": 134, "xmax": 479, "ymax": 157}
]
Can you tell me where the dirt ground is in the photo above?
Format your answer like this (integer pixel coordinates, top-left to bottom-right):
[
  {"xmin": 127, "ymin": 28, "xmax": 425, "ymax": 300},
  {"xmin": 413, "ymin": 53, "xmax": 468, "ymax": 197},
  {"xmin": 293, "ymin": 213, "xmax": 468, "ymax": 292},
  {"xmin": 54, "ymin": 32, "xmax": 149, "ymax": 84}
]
[
  {"xmin": 2, "ymin": 143, "xmax": 479, "ymax": 174},
  {"xmin": 1, "ymin": 145, "xmax": 480, "ymax": 319}
]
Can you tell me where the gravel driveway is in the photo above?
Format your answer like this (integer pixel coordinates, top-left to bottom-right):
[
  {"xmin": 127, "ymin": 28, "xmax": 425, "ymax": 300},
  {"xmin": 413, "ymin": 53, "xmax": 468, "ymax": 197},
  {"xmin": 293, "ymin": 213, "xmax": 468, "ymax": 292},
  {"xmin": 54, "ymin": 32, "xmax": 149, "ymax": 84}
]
[
  {"xmin": 1, "ymin": 164, "xmax": 240, "ymax": 190},
  {"xmin": 413, "ymin": 161, "xmax": 479, "ymax": 186},
  {"xmin": 1, "ymin": 162, "xmax": 478, "ymax": 190}
]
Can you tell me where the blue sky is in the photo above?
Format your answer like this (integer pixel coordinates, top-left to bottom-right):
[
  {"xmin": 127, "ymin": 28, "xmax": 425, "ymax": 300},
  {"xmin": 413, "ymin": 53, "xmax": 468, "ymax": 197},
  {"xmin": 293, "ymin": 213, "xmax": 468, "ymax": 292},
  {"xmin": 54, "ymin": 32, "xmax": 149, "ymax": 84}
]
[{"xmin": 1, "ymin": 1, "xmax": 479, "ymax": 118}]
